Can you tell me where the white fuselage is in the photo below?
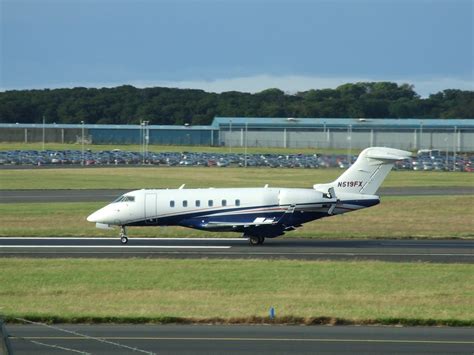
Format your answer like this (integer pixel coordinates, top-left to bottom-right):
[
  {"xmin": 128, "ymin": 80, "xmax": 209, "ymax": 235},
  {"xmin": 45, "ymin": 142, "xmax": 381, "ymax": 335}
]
[
  {"xmin": 87, "ymin": 147, "xmax": 411, "ymax": 242},
  {"xmin": 87, "ymin": 187, "xmax": 379, "ymax": 238}
]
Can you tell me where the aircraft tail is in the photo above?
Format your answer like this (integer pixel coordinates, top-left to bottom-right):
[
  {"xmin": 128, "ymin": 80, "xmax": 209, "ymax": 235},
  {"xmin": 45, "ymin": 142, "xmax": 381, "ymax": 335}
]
[{"xmin": 314, "ymin": 147, "xmax": 412, "ymax": 195}]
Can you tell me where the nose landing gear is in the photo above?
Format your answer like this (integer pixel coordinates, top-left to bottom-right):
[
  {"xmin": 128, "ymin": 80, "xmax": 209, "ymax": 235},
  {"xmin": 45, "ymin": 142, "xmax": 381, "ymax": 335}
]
[{"xmin": 120, "ymin": 226, "xmax": 128, "ymax": 244}]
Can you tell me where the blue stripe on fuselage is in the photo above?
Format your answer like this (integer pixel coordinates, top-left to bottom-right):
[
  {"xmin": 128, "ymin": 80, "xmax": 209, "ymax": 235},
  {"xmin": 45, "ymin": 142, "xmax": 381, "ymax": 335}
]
[{"xmin": 125, "ymin": 198, "xmax": 379, "ymax": 227}]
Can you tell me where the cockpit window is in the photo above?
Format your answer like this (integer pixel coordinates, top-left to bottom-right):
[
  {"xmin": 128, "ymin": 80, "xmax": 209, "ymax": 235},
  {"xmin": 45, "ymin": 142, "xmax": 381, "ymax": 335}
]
[
  {"xmin": 112, "ymin": 195, "xmax": 135, "ymax": 203},
  {"xmin": 112, "ymin": 195, "xmax": 124, "ymax": 203}
]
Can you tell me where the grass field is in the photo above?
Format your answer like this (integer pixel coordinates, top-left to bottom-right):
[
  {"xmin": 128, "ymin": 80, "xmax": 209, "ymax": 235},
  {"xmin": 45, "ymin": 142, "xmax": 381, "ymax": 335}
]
[
  {"xmin": 1, "ymin": 196, "xmax": 472, "ymax": 238},
  {"xmin": 1, "ymin": 166, "xmax": 473, "ymax": 190},
  {"xmin": 0, "ymin": 258, "xmax": 472, "ymax": 325},
  {"xmin": 0, "ymin": 142, "xmax": 356, "ymax": 155}
]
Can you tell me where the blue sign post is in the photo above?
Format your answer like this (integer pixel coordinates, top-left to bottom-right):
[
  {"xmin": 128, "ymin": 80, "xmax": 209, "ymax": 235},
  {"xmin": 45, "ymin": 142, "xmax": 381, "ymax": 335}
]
[{"xmin": 269, "ymin": 307, "xmax": 275, "ymax": 320}]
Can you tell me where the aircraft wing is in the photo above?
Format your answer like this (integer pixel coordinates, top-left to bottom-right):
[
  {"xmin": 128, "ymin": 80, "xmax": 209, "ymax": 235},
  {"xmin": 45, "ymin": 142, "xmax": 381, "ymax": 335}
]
[
  {"xmin": 200, "ymin": 204, "xmax": 296, "ymax": 229},
  {"xmin": 179, "ymin": 205, "xmax": 297, "ymax": 232},
  {"xmin": 205, "ymin": 216, "xmax": 279, "ymax": 228}
]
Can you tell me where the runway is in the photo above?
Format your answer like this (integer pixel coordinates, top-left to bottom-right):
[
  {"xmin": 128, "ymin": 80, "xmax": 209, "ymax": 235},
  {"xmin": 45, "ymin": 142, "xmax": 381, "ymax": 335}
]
[
  {"xmin": 5, "ymin": 324, "xmax": 474, "ymax": 354},
  {"xmin": 0, "ymin": 237, "xmax": 472, "ymax": 263},
  {"xmin": 1, "ymin": 186, "xmax": 473, "ymax": 203}
]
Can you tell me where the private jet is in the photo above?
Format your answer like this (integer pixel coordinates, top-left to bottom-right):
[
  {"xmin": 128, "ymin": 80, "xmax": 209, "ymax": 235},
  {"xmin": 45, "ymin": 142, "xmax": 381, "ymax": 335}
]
[{"xmin": 87, "ymin": 147, "xmax": 411, "ymax": 245}]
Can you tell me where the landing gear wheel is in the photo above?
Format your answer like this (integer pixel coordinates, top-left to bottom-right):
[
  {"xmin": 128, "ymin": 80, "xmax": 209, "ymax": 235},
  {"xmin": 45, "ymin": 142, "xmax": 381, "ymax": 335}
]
[
  {"xmin": 249, "ymin": 236, "xmax": 265, "ymax": 246},
  {"xmin": 249, "ymin": 236, "xmax": 259, "ymax": 246},
  {"xmin": 119, "ymin": 226, "xmax": 128, "ymax": 245}
]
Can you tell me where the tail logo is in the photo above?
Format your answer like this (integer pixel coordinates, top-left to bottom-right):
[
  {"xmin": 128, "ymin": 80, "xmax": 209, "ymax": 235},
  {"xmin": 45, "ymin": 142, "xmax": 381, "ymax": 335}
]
[{"xmin": 338, "ymin": 180, "xmax": 363, "ymax": 188}]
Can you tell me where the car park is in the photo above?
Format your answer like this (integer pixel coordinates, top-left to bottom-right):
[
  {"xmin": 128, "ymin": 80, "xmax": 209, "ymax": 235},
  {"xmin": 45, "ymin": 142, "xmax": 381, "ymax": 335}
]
[{"xmin": 0, "ymin": 149, "xmax": 472, "ymax": 172}]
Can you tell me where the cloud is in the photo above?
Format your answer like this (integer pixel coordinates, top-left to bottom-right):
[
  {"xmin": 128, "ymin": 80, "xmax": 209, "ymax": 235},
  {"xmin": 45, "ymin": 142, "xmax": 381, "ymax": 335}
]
[{"xmin": 2, "ymin": 74, "xmax": 472, "ymax": 97}]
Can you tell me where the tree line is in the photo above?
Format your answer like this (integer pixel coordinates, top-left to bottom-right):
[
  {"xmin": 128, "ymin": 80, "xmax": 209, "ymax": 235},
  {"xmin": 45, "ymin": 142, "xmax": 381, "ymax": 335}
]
[{"xmin": 0, "ymin": 82, "xmax": 472, "ymax": 125}]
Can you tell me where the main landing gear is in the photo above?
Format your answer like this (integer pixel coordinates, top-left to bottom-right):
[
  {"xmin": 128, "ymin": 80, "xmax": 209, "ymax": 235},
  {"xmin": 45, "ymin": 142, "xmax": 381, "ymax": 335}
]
[
  {"xmin": 119, "ymin": 226, "xmax": 128, "ymax": 244},
  {"xmin": 248, "ymin": 235, "xmax": 265, "ymax": 246}
]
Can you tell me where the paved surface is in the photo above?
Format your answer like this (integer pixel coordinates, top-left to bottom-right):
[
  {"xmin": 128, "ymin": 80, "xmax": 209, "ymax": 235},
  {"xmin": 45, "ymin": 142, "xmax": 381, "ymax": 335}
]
[
  {"xmin": 5, "ymin": 324, "xmax": 474, "ymax": 354},
  {"xmin": 0, "ymin": 237, "xmax": 472, "ymax": 263},
  {"xmin": 0, "ymin": 189, "xmax": 130, "ymax": 203},
  {"xmin": 1, "ymin": 186, "xmax": 473, "ymax": 203}
]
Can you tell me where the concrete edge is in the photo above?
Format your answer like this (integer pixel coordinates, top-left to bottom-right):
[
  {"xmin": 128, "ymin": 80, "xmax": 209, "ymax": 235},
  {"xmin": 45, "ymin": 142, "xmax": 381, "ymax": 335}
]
[{"xmin": 0, "ymin": 319, "xmax": 13, "ymax": 355}]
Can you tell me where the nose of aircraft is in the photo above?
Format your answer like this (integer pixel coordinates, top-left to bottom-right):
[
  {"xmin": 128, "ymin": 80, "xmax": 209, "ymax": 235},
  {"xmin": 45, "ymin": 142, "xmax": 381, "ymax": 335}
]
[
  {"xmin": 87, "ymin": 203, "xmax": 125, "ymax": 225},
  {"xmin": 87, "ymin": 209, "xmax": 103, "ymax": 223}
]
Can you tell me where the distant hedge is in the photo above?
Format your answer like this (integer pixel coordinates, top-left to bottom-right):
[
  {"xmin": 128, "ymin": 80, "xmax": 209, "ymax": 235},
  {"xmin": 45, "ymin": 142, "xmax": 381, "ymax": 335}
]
[{"xmin": 1, "ymin": 82, "xmax": 473, "ymax": 125}]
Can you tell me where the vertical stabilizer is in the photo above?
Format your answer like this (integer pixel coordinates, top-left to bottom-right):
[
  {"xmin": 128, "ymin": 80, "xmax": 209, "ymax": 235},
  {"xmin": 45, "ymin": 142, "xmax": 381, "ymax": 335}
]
[{"xmin": 314, "ymin": 147, "xmax": 412, "ymax": 195}]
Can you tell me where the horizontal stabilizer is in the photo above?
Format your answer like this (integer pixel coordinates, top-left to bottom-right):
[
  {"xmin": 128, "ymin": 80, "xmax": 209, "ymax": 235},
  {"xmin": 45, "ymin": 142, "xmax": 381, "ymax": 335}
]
[{"xmin": 366, "ymin": 148, "xmax": 412, "ymax": 161}]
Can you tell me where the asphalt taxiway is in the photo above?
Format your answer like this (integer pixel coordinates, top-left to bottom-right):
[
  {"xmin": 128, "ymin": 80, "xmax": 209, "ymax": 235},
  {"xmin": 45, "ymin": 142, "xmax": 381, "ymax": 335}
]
[
  {"xmin": 0, "ymin": 237, "xmax": 472, "ymax": 263},
  {"xmin": 5, "ymin": 324, "xmax": 474, "ymax": 354},
  {"xmin": 1, "ymin": 186, "xmax": 473, "ymax": 203}
]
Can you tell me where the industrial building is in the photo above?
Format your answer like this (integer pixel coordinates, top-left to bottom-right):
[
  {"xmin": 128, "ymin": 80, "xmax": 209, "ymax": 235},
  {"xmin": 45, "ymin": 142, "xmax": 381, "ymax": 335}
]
[
  {"xmin": 1, "ymin": 117, "xmax": 473, "ymax": 151},
  {"xmin": 215, "ymin": 117, "xmax": 474, "ymax": 151}
]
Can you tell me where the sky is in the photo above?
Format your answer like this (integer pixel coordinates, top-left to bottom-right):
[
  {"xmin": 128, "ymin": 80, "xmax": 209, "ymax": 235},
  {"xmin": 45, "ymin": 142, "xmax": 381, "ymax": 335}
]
[{"xmin": 1, "ymin": 0, "xmax": 473, "ymax": 97}]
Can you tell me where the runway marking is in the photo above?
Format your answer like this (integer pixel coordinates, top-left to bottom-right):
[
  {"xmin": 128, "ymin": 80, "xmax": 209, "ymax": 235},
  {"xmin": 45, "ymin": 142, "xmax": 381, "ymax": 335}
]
[
  {"xmin": 10, "ymin": 336, "xmax": 474, "ymax": 345},
  {"xmin": 23, "ymin": 339, "xmax": 91, "ymax": 355},
  {"xmin": 0, "ymin": 237, "xmax": 246, "ymax": 241},
  {"xmin": 11, "ymin": 317, "xmax": 155, "ymax": 355},
  {"xmin": 0, "ymin": 245, "xmax": 232, "ymax": 249}
]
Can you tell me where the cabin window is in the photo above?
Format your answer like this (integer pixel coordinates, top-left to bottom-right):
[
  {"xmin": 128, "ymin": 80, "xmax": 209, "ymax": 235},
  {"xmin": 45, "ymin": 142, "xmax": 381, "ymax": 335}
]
[
  {"xmin": 222, "ymin": 199, "xmax": 227, "ymax": 206},
  {"xmin": 170, "ymin": 200, "xmax": 175, "ymax": 207},
  {"xmin": 235, "ymin": 199, "xmax": 240, "ymax": 206},
  {"xmin": 208, "ymin": 200, "xmax": 213, "ymax": 207},
  {"xmin": 183, "ymin": 200, "xmax": 188, "ymax": 207},
  {"xmin": 195, "ymin": 200, "xmax": 200, "ymax": 207}
]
